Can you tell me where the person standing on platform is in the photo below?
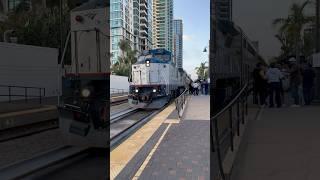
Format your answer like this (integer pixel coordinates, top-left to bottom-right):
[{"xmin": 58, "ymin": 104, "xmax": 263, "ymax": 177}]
[
  {"xmin": 289, "ymin": 63, "xmax": 302, "ymax": 107},
  {"xmin": 253, "ymin": 63, "xmax": 261, "ymax": 104},
  {"xmin": 253, "ymin": 63, "xmax": 268, "ymax": 106},
  {"xmin": 302, "ymin": 63, "xmax": 316, "ymax": 105},
  {"xmin": 201, "ymin": 80, "xmax": 205, "ymax": 95},
  {"xmin": 266, "ymin": 63, "xmax": 284, "ymax": 108},
  {"xmin": 189, "ymin": 82, "xmax": 194, "ymax": 95},
  {"xmin": 280, "ymin": 63, "xmax": 290, "ymax": 106},
  {"xmin": 204, "ymin": 79, "xmax": 209, "ymax": 95},
  {"xmin": 192, "ymin": 81, "xmax": 199, "ymax": 96}
]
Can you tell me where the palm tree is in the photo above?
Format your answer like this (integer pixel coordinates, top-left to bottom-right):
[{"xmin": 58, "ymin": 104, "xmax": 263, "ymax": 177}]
[
  {"xmin": 195, "ymin": 62, "xmax": 209, "ymax": 80},
  {"xmin": 111, "ymin": 40, "xmax": 138, "ymax": 76},
  {"xmin": 274, "ymin": 31, "xmax": 295, "ymax": 61},
  {"xmin": 273, "ymin": 0, "xmax": 314, "ymax": 62}
]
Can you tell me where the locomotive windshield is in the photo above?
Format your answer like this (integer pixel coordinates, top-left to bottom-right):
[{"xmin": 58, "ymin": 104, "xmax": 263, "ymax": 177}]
[
  {"xmin": 154, "ymin": 54, "xmax": 170, "ymax": 61},
  {"xmin": 138, "ymin": 55, "xmax": 153, "ymax": 62}
]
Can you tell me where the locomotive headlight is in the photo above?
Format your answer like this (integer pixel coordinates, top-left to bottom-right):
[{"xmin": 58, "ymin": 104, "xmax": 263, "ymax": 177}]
[
  {"xmin": 153, "ymin": 89, "xmax": 157, "ymax": 93},
  {"xmin": 81, "ymin": 88, "xmax": 91, "ymax": 97},
  {"xmin": 135, "ymin": 89, "xmax": 139, "ymax": 93},
  {"xmin": 146, "ymin": 60, "xmax": 150, "ymax": 67}
]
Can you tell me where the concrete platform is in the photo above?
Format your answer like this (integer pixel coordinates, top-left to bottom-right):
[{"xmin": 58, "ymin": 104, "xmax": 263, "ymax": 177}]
[
  {"xmin": 110, "ymin": 95, "xmax": 210, "ymax": 180},
  {"xmin": 0, "ymin": 106, "xmax": 58, "ymax": 130},
  {"xmin": 0, "ymin": 97, "xmax": 58, "ymax": 114},
  {"xmin": 231, "ymin": 105, "xmax": 320, "ymax": 180}
]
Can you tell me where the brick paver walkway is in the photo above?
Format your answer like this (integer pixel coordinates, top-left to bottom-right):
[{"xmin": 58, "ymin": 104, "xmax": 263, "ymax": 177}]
[
  {"xmin": 138, "ymin": 95, "xmax": 210, "ymax": 180},
  {"xmin": 231, "ymin": 105, "xmax": 320, "ymax": 180}
]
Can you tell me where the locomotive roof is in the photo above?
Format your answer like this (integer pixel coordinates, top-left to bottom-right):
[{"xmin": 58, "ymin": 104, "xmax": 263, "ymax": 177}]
[
  {"xmin": 135, "ymin": 58, "xmax": 172, "ymax": 64},
  {"xmin": 141, "ymin": 48, "xmax": 172, "ymax": 56},
  {"xmin": 135, "ymin": 48, "xmax": 174, "ymax": 65}
]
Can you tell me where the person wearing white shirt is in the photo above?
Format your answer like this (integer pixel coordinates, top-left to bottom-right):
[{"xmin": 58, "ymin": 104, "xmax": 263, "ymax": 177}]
[{"xmin": 266, "ymin": 63, "xmax": 284, "ymax": 108}]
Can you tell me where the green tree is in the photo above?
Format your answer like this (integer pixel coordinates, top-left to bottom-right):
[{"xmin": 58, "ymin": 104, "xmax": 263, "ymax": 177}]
[
  {"xmin": 273, "ymin": 0, "xmax": 314, "ymax": 61},
  {"xmin": 112, "ymin": 40, "xmax": 138, "ymax": 76},
  {"xmin": 0, "ymin": 1, "xmax": 72, "ymax": 48},
  {"xmin": 274, "ymin": 31, "xmax": 295, "ymax": 61},
  {"xmin": 195, "ymin": 62, "xmax": 208, "ymax": 80}
]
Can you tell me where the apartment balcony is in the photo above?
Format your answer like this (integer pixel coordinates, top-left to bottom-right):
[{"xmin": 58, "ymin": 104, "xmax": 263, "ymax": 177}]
[
  {"xmin": 140, "ymin": 36, "xmax": 147, "ymax": 40},
  {"xmin": 140, "ymin": 16, "xmax": 147, "ymax": 23},
  {"xmin": 140, "ymin": 23, "xmax": 147, "ymax": 29},
  {"xmin": 140, "ymin": 3, "xmax": 147, "ymax": 10},
  {"xmin": 140, "ymin": 9, "xmax": 147, "ymax": 16},
  {"xmin": 140, "ymin": 29, "xmax": 148, "ymax": 36}
]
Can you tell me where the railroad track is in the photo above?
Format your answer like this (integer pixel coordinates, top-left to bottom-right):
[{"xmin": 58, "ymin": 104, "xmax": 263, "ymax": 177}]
[
  {"xmin": 0, "ymin": 146, "xmax": 106, "ymax": 180},
  {"xmin": 110, "ymin": 102, "xmax": 171, "ymax": 149},
  {"xmin": 110, "ymin": 108, "xmax": 139, "ymax": 124},
  {"xmin": 0, "ymin": 119, "xmax": 59, "ymax": 143},
  {"xmin": 111, "ymin": 98, "xmax": 128, "ymax": 106},
  {"xmin": 110, "ymin": 110, "xmax": 159, "ymax": 149}
]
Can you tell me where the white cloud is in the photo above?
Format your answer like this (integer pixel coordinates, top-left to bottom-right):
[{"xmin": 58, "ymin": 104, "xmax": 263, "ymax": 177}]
[{"xmin": 183, "ymin": 35, "xmax": 193, "ymax": 41}]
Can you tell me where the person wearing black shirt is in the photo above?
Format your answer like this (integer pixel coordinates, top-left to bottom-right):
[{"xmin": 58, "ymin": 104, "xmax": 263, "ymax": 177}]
[
  {"xmin": 302, "ymin": 63, "xmax": 316, "ymax": 105},
  {"xmin": 253, "ymin": 63, "xmax": 268, "ymax": 106}
]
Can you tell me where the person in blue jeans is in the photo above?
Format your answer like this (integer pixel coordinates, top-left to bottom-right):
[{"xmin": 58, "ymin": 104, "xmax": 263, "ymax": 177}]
[
  {"xmin": 289, "ymin": 63, "xmax": 302, "ymax": 107},
  {"xmin": 266, "ymin": 63, "xmax": 284, "ymax": 108}
]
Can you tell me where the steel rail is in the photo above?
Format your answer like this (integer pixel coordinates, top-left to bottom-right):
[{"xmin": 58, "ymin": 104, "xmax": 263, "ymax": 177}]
[{"xmin": 0, "ymin": 146, "xmax": 88, "ymax": 180}]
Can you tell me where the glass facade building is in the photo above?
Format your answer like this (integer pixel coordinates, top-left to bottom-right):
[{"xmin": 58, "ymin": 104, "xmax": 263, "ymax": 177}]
[
  {"xmin": 152, "ymin": 0, "xmax": 173, "ymax": 53},
  {"xmin": 173, "ymin": 19, "xmax": 183, "ymax": 68},
  {"xmin": 110, "ymin": 0, "xmax": 153, "ymax": 64},
  {"xmin": 140, "ymin": 0, "xmax": 153, "ymax": 51},
  {"xmin": 215, "ymin": 0, "xmax": 232, "ymax": 21},
  {"xmin": 110, "ymin": 0, "xmax": 134, "ymax": 64}
]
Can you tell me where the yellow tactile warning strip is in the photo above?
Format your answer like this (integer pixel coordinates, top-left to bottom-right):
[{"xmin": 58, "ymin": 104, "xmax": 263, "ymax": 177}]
[
  {"xmin": 132, "ymin": 123, "xmax": 173, "ymax": 180},
  {"xmin": 110, "ymin": 103, "xmax": 176, "ymax": 180},
  {"xmin": 0, "ymin": 105, "xmax": 56, "ymax": 118}
]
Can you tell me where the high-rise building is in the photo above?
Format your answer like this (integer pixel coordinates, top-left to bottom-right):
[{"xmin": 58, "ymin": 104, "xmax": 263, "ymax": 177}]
[
  {"xmin": 140, "ymin": 0, "xmax": 153, "ymax": 51},
  {"xmin": 110, "ymin": 0, "xmax": 134, "ymax": 64},
  {"xmin": 215, "ymin": 0, "xmax": 232, "ymax": 21},
  {"xmin": 173, "ymin": 19, "xmax": 183, "ymax": 68},
  {"xmin": 0, "ymin": 0, "xmax": 34, "ymax": 15},
  {"xmin": 110, "ymin": 0, "xmax": 153, "ymax": 64},
  {"xmin": 152, "ymin": 0, "xmax": 173, "ymax": 52}
]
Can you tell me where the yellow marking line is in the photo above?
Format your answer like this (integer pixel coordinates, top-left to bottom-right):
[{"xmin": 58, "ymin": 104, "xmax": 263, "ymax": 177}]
[
  {"xmin": 110, "ymin": 103, "xmax": 176, "ymax": 180},
  {"xmin": 132, "ymin": 123, "xmax": 173, "ymax": 180}
]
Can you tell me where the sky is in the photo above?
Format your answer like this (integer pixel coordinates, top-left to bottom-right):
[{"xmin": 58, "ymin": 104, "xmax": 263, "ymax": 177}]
[
  {"xmin": 233, "ymin": 0, "xmax": 315, "ymax": 61},
  {"xmin": 174, "ymin": 0, "xmax": 210, "ymax": 80}
]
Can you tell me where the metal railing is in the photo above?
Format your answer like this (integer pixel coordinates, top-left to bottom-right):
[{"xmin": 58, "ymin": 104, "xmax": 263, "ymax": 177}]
[
  {"xmin": 175, "ymin": 89, "xmax": 189, "ymax": 118},
  {"xmin": 0, "ymin": 85, "xmax": 45, "ymax": 104},
  {"xmin": 211, "ymin": 83, "xmax": 250, "ymax": 179}
]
